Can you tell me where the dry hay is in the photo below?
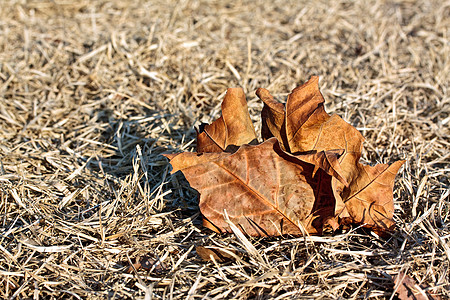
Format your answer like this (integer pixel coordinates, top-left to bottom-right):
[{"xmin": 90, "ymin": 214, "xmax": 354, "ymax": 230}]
[{"xmin": 0, "ymin": 0, "xmax": 449, "ymax": 299}]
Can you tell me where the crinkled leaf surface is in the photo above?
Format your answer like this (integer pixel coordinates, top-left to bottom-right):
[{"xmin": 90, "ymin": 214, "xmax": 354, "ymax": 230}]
[
  {"xmin": 256, "ymin": 76, "xmax": 403, "ymax": 231},
  {"xmin": 256, "ymin": 87, "xmax": 287, "ymax": 149},
  {"xmin": 165, "ymin": 138, "xmax": 342, "ymax": 236},
  {"xmin": 197, "ymin": 88, "xmax": 257, "ymax": 153},
  {"xmin": 336, "ymin": 160, "xmax": 405, "ymax": 229},
  {"xmin": 166, "ymin": 76, "xmax": 404, "ymax": 236}
]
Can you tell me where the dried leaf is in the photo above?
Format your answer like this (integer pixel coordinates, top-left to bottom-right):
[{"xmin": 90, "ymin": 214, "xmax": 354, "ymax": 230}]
[
  {"xmin": 285, "ymin": 76, "xmax": 333, "ymax": 153},
  {"xmin": 197, "ymin": 88, "xmax": 257, "ymax": 153},
  {"xmin": 256, "ymin": 87, "xmax": 287, "ymax": 148},
  {"xmin": 394, "ymin": 272, "xmax": 441, "ymax": 300},
  {"xmin": 165, "ymin": 138, "xmax": 341, "ymax": 236},
  {"xmin": 256, "ymin": 77, "xmax": 403, "ymax": 231},
  {"xmin": 336, "ymin": 160, "xmax": 405, "ymax": 230},
  {"xmin": 166, "ymin": 76, "xmax": 404, "ymax": 236}
]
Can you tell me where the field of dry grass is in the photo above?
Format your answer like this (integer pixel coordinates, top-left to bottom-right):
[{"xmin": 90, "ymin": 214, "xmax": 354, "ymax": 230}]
[{"xmin": 0, "ymin": 0, "xmax": 449, "ymax": 299}]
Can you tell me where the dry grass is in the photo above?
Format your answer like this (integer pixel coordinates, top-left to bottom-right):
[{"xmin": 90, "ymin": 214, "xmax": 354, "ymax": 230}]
[{"xmin": 0, "ymin": 0, "xmax": 449, "ymax": 299}]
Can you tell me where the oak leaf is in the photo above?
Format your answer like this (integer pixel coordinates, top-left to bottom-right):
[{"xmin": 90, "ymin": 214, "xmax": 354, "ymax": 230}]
[{"xmin": 165, "ymin": 76, "xmax": 404, "ymax": 236}]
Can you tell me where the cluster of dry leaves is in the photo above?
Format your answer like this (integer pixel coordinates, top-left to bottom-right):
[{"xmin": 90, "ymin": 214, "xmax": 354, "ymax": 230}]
[{"xmin": 165, "ymin": 77, "xmax": 404, "ymax": 236}]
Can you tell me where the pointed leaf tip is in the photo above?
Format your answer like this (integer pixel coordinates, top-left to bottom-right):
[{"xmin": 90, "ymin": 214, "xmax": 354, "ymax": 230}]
[
  {"xmin": 336, "ymin": 160, "xmax": 405, "ymax": 231},
  {"xmin": 197, "ymin": 87, "xmax": 257, "ymax": 153}
]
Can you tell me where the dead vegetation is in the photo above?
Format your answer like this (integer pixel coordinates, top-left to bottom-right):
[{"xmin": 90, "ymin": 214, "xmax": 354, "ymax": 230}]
[{"xmin": 0, "ymin": 0, "xmax": 448, "ymax": 299}]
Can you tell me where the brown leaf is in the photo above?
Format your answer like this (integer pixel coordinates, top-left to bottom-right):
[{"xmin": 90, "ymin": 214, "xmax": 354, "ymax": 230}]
[
  {"xmin": 197, "ymin": 88, "xmax": 257, "ymax": 153},
  {"xmin": 257, "ymin": 87, "xmax": 287, "ymax": 148},
  {"xmin": 285, "ymin": 76, "xmax": 333, "ymax": 153},
  {"xmin": 257, "ymin": 77, "xmax": 364, "ymax": 180},
  {"xmin": 166, "ymin": 76, "xmax": 404, "ymax": 236},
  {"xmin": 256, "ymin": 77, "xmax": 403, "ymax": 231},
  {"xmin": 165, "ymin": 138, "xmax": 341, "ymax": 236},
  {"xmin": 258, "ymin": 77, "xmax": 356, "ymax": 155},
  {"xmin": 394, "ymin": 272, "xmax": 441, "ymax": 300},
  {"xmin": 336, "ymin": 160, "xmax": 405, "ymax": 230}
]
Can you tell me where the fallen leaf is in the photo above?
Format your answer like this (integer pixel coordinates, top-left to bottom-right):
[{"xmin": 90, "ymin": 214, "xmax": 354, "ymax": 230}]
[
  {"xmin": 394, "ymin": 272, "xmax": 441, "ymax": 300},
  {"xmin": 166, "ymin": 76, "xmax": 404, "ymax": 236},
  {"xmin": 336, "ymin": 160, "xmax": 404, "ymax": 230},
  {"xmin": 256, "ymin": 76, "xmax": 404, "ymax": 231},
  {"xmin": 197, "ymin": 88, "xmax": 257, "ymax": 153},
  {"xmin": 284, "ymin": 76, "xmax": 334, "ymax": 154},
  {"xmin": 256, "ymin": 87, "xmax": 288, "ymax": 149},
  {"xmin": 165, "ymin": 138, "xmax": 345, "ymax": 236}
]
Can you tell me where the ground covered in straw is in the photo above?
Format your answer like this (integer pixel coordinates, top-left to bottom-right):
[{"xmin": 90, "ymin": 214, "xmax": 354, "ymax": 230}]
[{"xmin": 0, "ymin": 0, "xmax": 449, "ymax": 299}]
